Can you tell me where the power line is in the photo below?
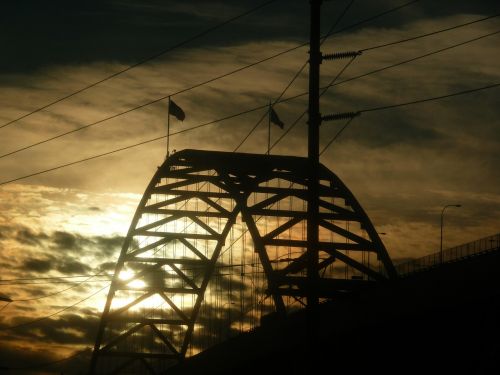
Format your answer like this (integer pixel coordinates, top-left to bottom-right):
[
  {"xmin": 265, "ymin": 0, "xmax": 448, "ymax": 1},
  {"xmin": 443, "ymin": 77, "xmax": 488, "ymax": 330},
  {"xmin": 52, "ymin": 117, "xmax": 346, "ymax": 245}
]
[
  {"xmin": 5, "ymin": 348, "xmax": 90, "ymax": 371},
  {"xmin": 5, "ymin": 273, "xmax": 110, "ymax": 302},
  {"xmin": 320, "ymin": 117, "xmax": 356, "ymax": 155},
  {"xmin": 361, "ymin": 83, "xmax": 500, "ymax": 113},
  {"xmin": 360, "ymin": 13, "xmax": 500, "ymax": 52},
  {"xmin": 271, "ymin": 28, "xmax": 500, "ymax": 106},
  {"xmin": 333, "ymin": 0, "xmax": 422, "ymax": 35},
  {"xmin": 319, "ymin": 83, "xmax": 500, "ymax": 156},
  {"xmin": 0, "ymin": 279, "xmax": 110, "ymax": 286},
  {"xmin": 0, "ymin": 274, "xmax": 113, "ymax": 282},
  {"xmin": 0, "ymin": 0, "xmax": 426, "ymax": 161},
  {"xmin": 0, "ymin": 105, "xmax": 269, "ymax": 187},
  {"xmin": 270, "ymin": 55, "xmax": 359, "ymax": 151},
  {"xmin": 233, "ymin": 0, "xmax": 357, "ymax": 152},
  {"xmin": 0, "ymin": 0, "xmax": 280, "ymax": 131},
  {"xmin": 0, "ymin": 29, "xmax": 497, "ymax": 188},
  {"xmin": 324, "ymin": 29, "xmax": 500, "ymax": 91},
  {"xmin": 0, "ymin": 284, "xmax": 109, "ymax": 331}
]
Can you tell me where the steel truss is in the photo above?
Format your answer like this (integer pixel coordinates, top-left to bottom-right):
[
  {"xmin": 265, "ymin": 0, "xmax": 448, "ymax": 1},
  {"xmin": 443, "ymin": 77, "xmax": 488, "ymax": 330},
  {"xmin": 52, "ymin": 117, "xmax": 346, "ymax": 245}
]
[{"xmin": 90, "ymin": 149, "xmax": 396, "ymax": 374}]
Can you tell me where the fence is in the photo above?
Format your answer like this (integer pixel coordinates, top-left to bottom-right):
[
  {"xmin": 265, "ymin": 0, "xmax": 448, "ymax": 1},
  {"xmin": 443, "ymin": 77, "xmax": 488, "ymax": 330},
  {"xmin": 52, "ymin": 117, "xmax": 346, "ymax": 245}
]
[{"xmin": 395, "ymin": 233, "xmax": 500, "ymax": 277}]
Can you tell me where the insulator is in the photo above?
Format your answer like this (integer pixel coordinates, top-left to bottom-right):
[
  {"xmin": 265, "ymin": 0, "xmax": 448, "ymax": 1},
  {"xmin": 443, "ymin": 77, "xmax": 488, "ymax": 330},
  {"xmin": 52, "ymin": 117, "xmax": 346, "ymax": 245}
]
[
  {"xmin": 322, "ymin": 111, "xmax": 360, "ymax": 122},
  {"xmin": 323, "ymin": 50, "xmax": 362, "ymax": 60}
]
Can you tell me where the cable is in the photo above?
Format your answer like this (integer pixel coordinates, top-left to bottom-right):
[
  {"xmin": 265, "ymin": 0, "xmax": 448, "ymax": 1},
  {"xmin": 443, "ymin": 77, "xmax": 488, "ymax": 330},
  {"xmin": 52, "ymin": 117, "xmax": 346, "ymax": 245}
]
[
  {"xmin": 0, "ymin": 29, "xmax": 496, "ymax": 187},
  {"xmin": 333, "ymin": 0, "xmax": 422, "ymax": 35},
  {"xmin": 0, "ymin": 273, "xmax": 113, "ymax": 282},
  {"xmin": 7, "ymin": 272, "xmax": 110, "ymax": 302},
  {"xmin": 0, "ymin": 0, "xmax": 280, "ymax": 131},
  {"xmin": 320, "ymin": 117, "xmax": 356, "ymax": 155},
  {"xmin": 0, "ymin": 279, "xmax": 111, "ymax": 286},
  {"xmin": 268, "ymin": 28, "xmax": 500, "ymax": 109},
  {"xmin": 360, "ymin": 13, "xmax": 500, "ymax": 52},
  {"xmin": 0, "ymin": 104, "xmax": 270, "ymax": 187},
  {"xmin": 0, "ymin": 302, "xmax": 11, "ymax": 312},
  {"xmin": 361, "ymin": 83, "xmax": 500, "ymax": 113},
  {"xmin": 1, "ymin": 28, "xmax": 497, "ymax": 188},
  {"xmin": 319, "ymin": 82, "xmax": 500, "ymax": 155},
  {"xmin": 0, "ymin": 0, "xmax": 425, "ymax": 161},
  {"xmin": 324, "ymin": 29, "xmax": 500, "ymax": 91},
  {"xmin": 220, "ymin": 59, "xmax": 359, "ymax": 259},
  {"xmin": 233, "ymin": 0, "xmax": 356, "ymax": 153},
  {"xmin": 5, "ymin": 348, "xmax": 90, "ymax": 371},
  {"xmin": 0, "ymin": 284, "xmax": 109, "ymax": 331},
  {"xmin": 270, "ymin": 55, "xmax": 359, "ymax": 151}
]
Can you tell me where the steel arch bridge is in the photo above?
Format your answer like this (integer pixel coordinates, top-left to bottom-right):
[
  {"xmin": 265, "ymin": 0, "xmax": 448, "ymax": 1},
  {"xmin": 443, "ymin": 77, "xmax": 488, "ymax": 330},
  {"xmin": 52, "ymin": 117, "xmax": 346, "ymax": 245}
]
[{"xmin": 90, "ymin": 149, "xmax": 396, "ymax": 374}]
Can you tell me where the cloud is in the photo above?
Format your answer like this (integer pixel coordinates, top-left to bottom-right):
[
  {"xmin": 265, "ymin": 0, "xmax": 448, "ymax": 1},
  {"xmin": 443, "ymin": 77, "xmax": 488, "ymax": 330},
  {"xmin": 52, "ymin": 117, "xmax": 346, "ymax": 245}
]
[
  {"xmin": 52, "ymin": 231, "xmax": 81, "ymax": 251},
  {"xmin": 22, "ymin": 258, "xmax": 54, "ymax": 273},
  {"xmin": 94, "ymin": 235, "xmax": 124, "ymax": 256},
  {"xmin": 1, "ymin": 2, "xmax": 499, "ymax": 369},
  {"xmin": 56, "ymin": 258, "xmax": 93, "ymax": 275},
  {"xmin": 15, "ymin": 227, "xmax": 49, "ymax": 246}
]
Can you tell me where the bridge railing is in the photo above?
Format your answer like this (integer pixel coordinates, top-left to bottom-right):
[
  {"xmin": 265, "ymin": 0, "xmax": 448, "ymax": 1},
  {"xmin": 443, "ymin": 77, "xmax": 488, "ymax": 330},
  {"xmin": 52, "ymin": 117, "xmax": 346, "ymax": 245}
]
[{"xmin": 395, "ymin": 233, "xmax": 500, "ymax": 277}]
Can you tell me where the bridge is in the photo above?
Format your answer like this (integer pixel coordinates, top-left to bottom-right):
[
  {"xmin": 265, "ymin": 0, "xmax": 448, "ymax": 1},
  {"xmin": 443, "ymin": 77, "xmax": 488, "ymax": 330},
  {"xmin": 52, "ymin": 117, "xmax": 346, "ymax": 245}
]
[
  {"xmin": 165, "ymin": 233, "xmax": 500, "ymax": 374},
  {"xmin": 89, "ymin": 149, "xmax": 499, "ymax": 374}
]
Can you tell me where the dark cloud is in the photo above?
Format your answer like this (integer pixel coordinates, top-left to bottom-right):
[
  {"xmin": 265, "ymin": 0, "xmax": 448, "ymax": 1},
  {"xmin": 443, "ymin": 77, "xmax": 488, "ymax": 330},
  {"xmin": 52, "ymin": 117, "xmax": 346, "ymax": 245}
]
[
  {"xmin": 0, "ymin": 339, "xmax": 92, "ymax": 374},
  {"xmin": 56, "ymin": 258, "xmax": 92, "ymax": 275},
  {"xmin": 0, "ymin": 225, "xmax": 14, "ymax": 240},
  {"xmin": 21, "ymin": 252, "xmax": 92, "ymax": 275},
  {"xmin": 0, "ymin": 0, "xmax": 308, "ymax": 74},
  {"xmin": 15, "ymin": 227, "xmax": 49, "ymax": 246},
  {"xmin": 22, "ymin": 257, "xmax": 53, "ymax": 273},
  {"xmin": 94, "ymin": 235, "xmax": 124, "ymax": 256},
  {"xmin": 52, "ymin": 231, "xmax": 81, "ymax": 250},
  {"xmin": 98, "ymin": 261, "xmax": 117, "ymax": 272},
  {"xmin": 6, "ymin": 0, "xmax": 495, "ymax": 74}
]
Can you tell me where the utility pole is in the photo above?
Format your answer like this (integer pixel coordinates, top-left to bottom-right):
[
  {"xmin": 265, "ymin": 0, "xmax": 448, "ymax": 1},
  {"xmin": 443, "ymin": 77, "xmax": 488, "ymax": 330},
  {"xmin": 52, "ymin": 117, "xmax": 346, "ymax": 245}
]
[{"xmin": 306, "ymin": 0, "xmax": 321, "ymax": 368}]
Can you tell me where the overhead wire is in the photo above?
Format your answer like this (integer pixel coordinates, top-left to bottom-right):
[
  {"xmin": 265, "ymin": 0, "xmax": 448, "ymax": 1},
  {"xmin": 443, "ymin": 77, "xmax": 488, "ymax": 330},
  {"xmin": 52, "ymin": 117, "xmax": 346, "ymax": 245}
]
[
  {"xmin": 0, "ymin": 273, "xmax": 114, "ymax": 282},
  {"xmin": 4, "ymin": 272, "xmax": 110, "ymax": 302},
  {"xmin": 320, "ymin": 82, "xmax": 500, "ymax": 155},
  {"xmin": 233, "ymin": 0, "xmax": 357, "ymax": 152},
  {"xmin": 5, "ymin": 347, "xmax": 90, "ymax": 371},
  {"xmin": 362, "ymin": 83, "xmax": 500, "ymax": 113},
  {"xmin": 360, "ymin": 12, "xmax": 500, "ymax": 52},
  {"xmin": 0, "ymin": 28, "xmax": 498, "ymax": 187},
  {"xmin": 0, "ymin": 0, "xmax": 431, "ymax": 161},
  {"xmin": 270, "ymin": 55, "xmax": 359, "ymax": 151},
  {"xmin": 320, "ymin": 117, "xmax": 356, "ymax": 155},
  {"xmin": 324, "ymin": 29, "xmax": 500, "ymax": 90},
  {"xmin": 0, "ymin": 284, "xmax": 109, "ymax": 331},
  {"xmin": 217, "ymin": 0, "xmax": 360, "ymax": 257},
  {"xmin": 8, "ymin": 1, "xmax": 489, "ymax": 368},
  {"xmin": 0, "ymin": 0, "xmax": 281, "ymax": 131}
]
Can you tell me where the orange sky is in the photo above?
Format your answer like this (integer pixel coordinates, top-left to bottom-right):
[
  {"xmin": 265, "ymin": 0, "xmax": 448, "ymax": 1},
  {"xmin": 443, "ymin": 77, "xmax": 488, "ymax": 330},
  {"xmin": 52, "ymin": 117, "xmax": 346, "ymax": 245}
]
[{"xmin": 0, "ymin": 0, "xmax": 499, "ymax": 372}]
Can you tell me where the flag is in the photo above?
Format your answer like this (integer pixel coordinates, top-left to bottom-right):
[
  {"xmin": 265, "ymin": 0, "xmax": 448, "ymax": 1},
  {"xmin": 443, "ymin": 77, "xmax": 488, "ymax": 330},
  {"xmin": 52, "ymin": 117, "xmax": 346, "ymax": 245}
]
[
  {"xmin": 169, "ymin": 99, "xmax": 185, "ymax": 121},
  {"xmin": 269, "ymin": 106, "xmax": 284, "ymax": 129}
]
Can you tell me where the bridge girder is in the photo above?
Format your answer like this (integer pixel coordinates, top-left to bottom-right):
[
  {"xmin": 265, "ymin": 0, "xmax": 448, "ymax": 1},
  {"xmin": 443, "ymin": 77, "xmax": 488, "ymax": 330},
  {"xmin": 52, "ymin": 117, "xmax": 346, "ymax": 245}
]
[{"xmin": 90, "ymin": 149, "xmax": 396, "ymax": 374}]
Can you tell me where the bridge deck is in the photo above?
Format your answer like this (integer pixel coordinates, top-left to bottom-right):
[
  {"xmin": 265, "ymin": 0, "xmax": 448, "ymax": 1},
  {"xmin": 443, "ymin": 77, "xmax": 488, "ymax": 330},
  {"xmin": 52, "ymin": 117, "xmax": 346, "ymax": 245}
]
[{"xmin": 167, "ymin": 241, "xmax": 500, "ymax": 374}]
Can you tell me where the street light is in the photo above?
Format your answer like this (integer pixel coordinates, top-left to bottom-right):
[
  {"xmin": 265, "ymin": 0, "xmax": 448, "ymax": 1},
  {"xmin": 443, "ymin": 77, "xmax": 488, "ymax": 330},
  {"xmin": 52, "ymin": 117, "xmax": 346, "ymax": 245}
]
[{"xmin": 440, "ymin": 204, "xmax": 461, "ymax": 264}]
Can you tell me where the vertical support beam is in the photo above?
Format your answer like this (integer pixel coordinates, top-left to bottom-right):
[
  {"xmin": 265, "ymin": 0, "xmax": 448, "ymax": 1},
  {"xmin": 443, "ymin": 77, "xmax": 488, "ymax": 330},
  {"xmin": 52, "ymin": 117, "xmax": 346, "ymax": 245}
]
[{"xmin": 307, "ymin": 0, "xmax": 322, "ymax": 368}]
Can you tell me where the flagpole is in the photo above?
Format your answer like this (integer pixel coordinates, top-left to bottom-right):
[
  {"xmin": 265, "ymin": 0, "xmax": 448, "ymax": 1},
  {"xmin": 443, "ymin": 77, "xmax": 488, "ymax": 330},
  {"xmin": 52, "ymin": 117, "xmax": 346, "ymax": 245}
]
[
  {"xmin": 167, "ymin": 96, "xmax": 171, "ymax": 159},
  {"xmin": 268, "ymin": 100, "xmax": 271, "ymax": 155}
]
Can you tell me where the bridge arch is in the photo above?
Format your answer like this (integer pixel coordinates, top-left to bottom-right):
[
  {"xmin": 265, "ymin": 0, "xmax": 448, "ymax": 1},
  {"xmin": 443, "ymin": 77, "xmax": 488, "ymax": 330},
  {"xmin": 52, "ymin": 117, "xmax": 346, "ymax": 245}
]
[{"xmin": 90, "ymin": 149, "xmax": 396, "ymax": 374}]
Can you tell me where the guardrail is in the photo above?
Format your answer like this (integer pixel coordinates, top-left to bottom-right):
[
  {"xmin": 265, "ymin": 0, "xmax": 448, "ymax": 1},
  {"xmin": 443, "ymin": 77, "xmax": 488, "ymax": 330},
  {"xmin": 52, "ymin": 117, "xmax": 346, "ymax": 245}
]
[{"xmin": 395, "ymin": 233, "xmax": 500, "ymax": 277}]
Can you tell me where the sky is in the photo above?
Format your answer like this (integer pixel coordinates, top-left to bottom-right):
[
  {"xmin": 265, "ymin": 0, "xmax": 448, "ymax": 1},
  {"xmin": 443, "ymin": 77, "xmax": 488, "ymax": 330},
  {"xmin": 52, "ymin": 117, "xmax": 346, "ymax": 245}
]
[{"xmin": 0, "ymin": 0, "xmax": 499, "ymax": 372}]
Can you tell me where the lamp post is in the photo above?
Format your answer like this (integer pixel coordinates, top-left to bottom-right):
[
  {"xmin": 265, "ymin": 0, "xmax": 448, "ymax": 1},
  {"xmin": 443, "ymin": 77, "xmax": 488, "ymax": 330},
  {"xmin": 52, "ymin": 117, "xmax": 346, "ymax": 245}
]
[{"xmin": 440, "ymin": 204, "xmax": 461, "ymax": 264}]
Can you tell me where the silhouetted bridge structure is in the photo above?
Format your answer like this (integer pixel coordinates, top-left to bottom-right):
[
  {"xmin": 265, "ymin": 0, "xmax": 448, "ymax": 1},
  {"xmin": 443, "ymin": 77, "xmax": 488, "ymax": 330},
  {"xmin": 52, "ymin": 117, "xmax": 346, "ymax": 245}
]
[
  {"xmin": 167, "ymin": 233, "xmax": 500, "ymax": 374},
  {"xmin": 90, "ymin": 150, "xmax": 499, "ymax": 374}
]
